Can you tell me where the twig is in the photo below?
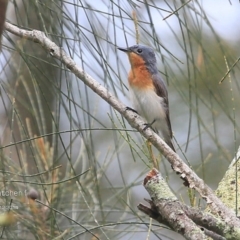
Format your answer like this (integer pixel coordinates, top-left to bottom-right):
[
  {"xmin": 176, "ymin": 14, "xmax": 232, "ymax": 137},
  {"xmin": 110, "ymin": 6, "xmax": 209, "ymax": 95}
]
[
  {"xmin": 219, "ymin": 57, "xmax": 240, "ymax": 83},
  {"xmin": 163, "ymin": 0, "xmax": 192, "ymax": 21}
]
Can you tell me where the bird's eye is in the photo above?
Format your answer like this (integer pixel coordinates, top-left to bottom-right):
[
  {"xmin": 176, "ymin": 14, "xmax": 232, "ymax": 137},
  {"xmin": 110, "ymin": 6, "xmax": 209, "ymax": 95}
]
[{"xmin": 137, "ymin": 49, "xmax": 142, "ymax": 54}]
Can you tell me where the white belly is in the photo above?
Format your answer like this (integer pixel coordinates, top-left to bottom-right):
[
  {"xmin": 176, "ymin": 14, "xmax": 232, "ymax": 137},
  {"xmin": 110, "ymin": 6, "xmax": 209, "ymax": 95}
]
[{"xmin": 129, "ymin": 86, "xmax": 167, "ymax": 132}]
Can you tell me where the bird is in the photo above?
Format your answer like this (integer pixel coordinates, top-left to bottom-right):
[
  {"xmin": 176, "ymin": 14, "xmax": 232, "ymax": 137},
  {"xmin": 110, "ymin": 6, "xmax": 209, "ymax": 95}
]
[{"xmin": 118, "ymin": 44, "xmax": 175, "ymax": 152}]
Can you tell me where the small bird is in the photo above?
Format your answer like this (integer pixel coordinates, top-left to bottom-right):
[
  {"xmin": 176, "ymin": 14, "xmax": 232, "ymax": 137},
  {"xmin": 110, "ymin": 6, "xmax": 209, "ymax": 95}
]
[{"xmin": 118, "ymin": 44, "xmax": 175, "ymax": 152}]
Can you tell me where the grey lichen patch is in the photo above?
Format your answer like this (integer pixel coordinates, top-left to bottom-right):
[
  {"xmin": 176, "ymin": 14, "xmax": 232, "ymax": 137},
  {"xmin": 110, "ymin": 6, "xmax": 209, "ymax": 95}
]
[{"xmin": 214, "ymin": 157, "xmax": 240, "ymax": 217}]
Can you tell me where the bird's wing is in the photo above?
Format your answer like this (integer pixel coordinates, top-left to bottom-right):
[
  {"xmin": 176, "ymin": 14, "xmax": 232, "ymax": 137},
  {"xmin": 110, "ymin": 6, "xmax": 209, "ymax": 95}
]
[{"xmin": 152, "ymin": 74, "xmax": 173, "ymax": 138}]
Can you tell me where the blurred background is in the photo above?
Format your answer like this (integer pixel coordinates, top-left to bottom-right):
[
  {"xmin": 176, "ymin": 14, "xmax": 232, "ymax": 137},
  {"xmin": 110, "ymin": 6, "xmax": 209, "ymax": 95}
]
[{"xmin": 0, "ymin": 0, "xmax": 240, "ymax": 239}]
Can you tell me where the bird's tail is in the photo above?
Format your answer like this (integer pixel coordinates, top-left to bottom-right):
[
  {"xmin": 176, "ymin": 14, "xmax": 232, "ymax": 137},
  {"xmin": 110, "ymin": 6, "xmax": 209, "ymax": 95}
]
[
  {"xmin": 165, "ymin": 139, "xmax": 175, "ymax": 152},
  {"xmin": 162, "ymin": 130, "xmax": 176, "ymax": 152}
]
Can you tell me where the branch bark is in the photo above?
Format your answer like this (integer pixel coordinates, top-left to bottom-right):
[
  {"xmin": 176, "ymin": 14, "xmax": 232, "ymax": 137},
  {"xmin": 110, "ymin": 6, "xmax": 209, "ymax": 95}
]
[
  {"xmin": 139, "ymin": 169, "xmax": 208, "ymax": 239},
  {"xmin": 4, "ymin": 22, "xmax": 240, "ymax": 230},
  {"xmin": 138, "ymin": 169, "xmax": 240, "ymax": 240},
  {"xmin": 214, "ymin": 146, "xmax": 240, "ymax": 216}
]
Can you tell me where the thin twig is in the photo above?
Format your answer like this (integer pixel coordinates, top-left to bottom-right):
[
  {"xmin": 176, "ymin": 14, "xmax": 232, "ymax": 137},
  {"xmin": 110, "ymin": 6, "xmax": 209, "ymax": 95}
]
[
  {"xmin": 219, "ymin": 57, "xmax": 240, "ymax": 83},
  {"xmin": 163, "ymin": 0, "xmax": 192, "ymax": 21}
]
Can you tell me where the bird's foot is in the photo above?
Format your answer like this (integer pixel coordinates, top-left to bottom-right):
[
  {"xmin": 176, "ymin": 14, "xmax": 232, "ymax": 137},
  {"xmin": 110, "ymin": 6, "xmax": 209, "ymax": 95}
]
[
  {"xmin": 143, "ymin": 119, "xmax": 156, "ymax": 132},
  {"xmin": 126, "ymin": 106, "xmax": 138, "ymax": 114}
]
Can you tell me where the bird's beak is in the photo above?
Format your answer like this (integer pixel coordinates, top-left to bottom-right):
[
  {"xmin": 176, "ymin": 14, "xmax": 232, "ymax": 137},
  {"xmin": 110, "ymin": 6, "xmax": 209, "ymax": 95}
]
[{"xmin": 118, "ymin": 47, "xmax": 130, "ymax": 52}]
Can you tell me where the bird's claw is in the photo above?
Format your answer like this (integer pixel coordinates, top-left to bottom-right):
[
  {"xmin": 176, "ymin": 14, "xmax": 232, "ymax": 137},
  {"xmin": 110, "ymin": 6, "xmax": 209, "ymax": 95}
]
[
  {"xmin": 143, "ymin": 123, "xmax": 153, "ymax": 131},
  {"xmin": 143, "ymin": 120, "xmax": 156, "ymax": 132},
  {"xmin": 126, "ymin": 106, "xmax": 138, "ymax": 114}
]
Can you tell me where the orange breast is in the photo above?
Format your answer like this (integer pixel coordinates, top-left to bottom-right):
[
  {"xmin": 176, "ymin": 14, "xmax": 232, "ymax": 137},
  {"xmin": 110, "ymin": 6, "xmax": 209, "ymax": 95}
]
[{"xmin": 128, "ymin": 52, "xmax": 154, "ymax": 90}]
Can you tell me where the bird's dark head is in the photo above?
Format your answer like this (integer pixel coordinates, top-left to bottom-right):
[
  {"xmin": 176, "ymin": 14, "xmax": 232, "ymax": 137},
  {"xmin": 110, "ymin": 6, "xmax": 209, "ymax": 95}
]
[{"xmin": 118, "ymin": 45, "xmax": 157, "ymax": 73}]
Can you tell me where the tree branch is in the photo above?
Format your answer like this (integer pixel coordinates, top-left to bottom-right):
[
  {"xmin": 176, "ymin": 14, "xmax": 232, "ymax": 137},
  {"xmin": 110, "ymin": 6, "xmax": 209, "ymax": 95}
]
[
  {"xmin": 139, "ymin": 169, "xmax": 240, "ymax": 240},
  {"xmin": 4, "ymin": 22, "xmax": 240, "ymax": 229},
  {"xmin": 139, "ymin": 169, "xmax": 208, "ymax": 240},
  {"xmin": 214, "ymin": 146, "xmax": 240, "ymax": 216}
]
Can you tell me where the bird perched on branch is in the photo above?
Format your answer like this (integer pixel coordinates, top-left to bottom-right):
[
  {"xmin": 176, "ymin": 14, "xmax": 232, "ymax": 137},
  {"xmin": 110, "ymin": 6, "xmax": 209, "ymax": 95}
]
[{"xmin": 118, "ymin": 44, "xmax": 175, "ymax": 152}]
